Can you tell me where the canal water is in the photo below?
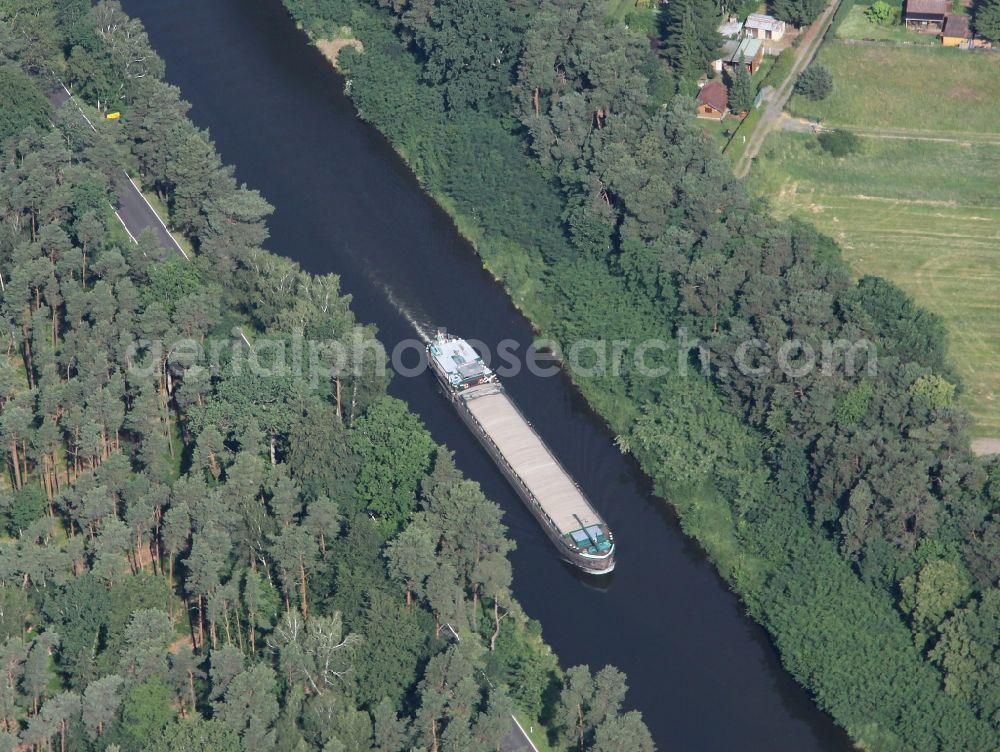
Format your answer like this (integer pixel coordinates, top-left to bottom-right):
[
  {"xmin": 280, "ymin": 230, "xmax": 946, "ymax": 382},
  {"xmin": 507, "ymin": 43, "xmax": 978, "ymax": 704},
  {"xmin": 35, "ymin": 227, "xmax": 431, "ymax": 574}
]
[{"xmin": 119, "ymin": 1, "xmax": 852, "ymax": 749}]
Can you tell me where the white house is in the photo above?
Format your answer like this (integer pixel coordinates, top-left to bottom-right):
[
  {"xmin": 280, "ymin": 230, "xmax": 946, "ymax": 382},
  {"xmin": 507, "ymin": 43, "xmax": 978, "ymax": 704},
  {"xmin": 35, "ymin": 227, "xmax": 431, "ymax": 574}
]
[{"xmin": 743, "ymin": 13, "xmax": 786, "ymax": 41}]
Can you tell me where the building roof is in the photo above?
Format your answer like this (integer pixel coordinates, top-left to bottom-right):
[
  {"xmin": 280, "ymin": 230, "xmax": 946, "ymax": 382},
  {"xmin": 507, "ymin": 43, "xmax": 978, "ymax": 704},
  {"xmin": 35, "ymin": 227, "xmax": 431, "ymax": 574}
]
[
  {"xmin": 715, "ymin": 40, "xmax": 740, "ymax": 61},
  {"xmin": 697, "ymin": 81, "xmax": 729, "ymax": 112},
  {"xmin": 744, "ymin": 13, "xmax": 785, "ymax": 31},
  {"xmin": 904, "ymin": 0, "xmax": 947, "ymax": 16},
  {"xmin": 942, "ymin": 13, "xmax": 971, "ymax": 36},
  {"xmin": 733, "ymin": 37, "xmax": 763, "ymax": 61},
  {"xmin": 718, "ymin": 18, "xmax": 744, "ymax": 37}
]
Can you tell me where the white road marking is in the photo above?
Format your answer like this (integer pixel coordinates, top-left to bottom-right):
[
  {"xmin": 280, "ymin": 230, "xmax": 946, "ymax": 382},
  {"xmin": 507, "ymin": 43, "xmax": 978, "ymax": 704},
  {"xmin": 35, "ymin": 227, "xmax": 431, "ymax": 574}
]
[
  {"xmin": 59, "ymin": 81, "xmax": 97, "ymax": 133},
  {"xmin": 114, "ymin": 210, "xmax": 138, "ymax": 243},
  {"xmin": 510, "ymin": 715, "xmax": 541, "ymax": 752},
  {"xmin": 56, "ymin": 78, "xmax": 185, "ymax": 263},
  {"xmin": 122, "ymin": 170, "xmax": 190, "ymax": 260}
]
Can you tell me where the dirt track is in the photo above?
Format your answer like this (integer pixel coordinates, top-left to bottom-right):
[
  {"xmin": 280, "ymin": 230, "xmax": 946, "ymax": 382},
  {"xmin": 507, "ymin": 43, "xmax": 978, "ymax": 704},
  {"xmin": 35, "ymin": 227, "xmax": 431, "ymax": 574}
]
[
  {"xmin": 972, "ymin": 439, "xmax": 1000, "ymax": 457},
  {"xmin": 734, "ymin": 0, "xmax": 842, "ymax": 178},
  {"xmin": 778, "ymin": 115, "xmax": 1000, "ymax": 144}
]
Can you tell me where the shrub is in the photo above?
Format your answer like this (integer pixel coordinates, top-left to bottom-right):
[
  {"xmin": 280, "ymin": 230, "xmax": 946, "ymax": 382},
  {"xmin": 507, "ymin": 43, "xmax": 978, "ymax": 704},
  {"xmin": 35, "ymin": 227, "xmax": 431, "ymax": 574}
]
[
  {"xmin": 795, "ymin": 64, "xmax": 833, "ymax": 100},
  {"xmin": 818, "ymin": 128, "xmax": 862, "ymax": 156},
  {"xmin": 865, "ymin": 1, "xmax": 894, "ymax": 24}
]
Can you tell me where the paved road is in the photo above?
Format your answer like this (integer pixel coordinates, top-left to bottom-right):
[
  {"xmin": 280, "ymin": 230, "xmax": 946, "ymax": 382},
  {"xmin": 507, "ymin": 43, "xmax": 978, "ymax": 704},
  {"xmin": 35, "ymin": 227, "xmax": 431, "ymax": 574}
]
[
  {"xmin": 113, "ymin": 169, "xmax": 188, "ymax": 258},
  {"xmin": 500, "ymin": 717, "xmax": 538, "ymax": 752},
  {"xmin": 49, "ymin": 81, "xmax": 187, "ymax": 259},
  {"xmin": 734, "ymin": 0, "xmax": 842, "ymax": 178}
]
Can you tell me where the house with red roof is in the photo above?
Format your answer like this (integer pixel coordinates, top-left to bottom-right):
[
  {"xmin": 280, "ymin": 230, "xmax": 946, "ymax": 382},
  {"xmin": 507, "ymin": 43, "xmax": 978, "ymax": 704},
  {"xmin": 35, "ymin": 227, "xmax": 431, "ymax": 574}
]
[{"xmin": 696, "ymin": 81, "xmax": 729, "ymax": 121}]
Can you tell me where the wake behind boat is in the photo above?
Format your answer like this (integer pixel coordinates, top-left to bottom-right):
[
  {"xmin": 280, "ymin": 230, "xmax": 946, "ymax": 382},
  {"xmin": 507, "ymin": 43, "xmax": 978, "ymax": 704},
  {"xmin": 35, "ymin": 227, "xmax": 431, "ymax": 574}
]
[{"xmin": 426, "ymin": 331, "xmax": 615, "ymax": 574}]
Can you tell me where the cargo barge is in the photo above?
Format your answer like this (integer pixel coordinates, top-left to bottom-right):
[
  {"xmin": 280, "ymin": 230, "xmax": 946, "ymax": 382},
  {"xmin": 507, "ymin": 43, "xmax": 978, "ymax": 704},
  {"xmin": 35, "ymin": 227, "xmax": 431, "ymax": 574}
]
[{"xmin": 427, "ymin": 331, "xmax": 615, "ymax": 574}]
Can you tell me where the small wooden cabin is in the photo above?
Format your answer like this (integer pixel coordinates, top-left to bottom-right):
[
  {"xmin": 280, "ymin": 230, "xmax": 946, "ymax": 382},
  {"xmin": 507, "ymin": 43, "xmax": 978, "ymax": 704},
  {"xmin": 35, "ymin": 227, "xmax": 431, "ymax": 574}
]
[
  {"xmin": 696, "ymin": 81, "xmax": 729, "ymax": 120},
  {"xmin": 940, "ymin": 14, "xmax": 971, "ymax": 45},
  {"xmin": 903, "ymin": 0, "xmax": 947, "ymax": 30}
]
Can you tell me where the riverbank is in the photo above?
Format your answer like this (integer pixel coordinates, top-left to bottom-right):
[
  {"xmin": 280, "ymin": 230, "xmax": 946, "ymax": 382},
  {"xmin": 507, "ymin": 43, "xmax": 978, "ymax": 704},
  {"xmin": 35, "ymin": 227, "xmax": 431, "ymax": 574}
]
[
  {"xmin": 314, "ymin": 34, "xmax": 363, "ymax": 69},
  {"xmin": 121, "ymin": 0, "xmax": 866, "ymax": 745},
  {"xmin": 290, "ymin": 3, "xmax": 993, "ymax": 750}
]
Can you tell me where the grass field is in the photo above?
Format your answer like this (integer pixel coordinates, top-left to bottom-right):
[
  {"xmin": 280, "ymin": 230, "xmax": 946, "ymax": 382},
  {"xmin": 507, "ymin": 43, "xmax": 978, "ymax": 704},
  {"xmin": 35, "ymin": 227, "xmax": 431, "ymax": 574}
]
[
  {"xmin": 788, "ymin": 44, "xmax": 1000, "ymax": 131},
  {"xmin": 834, "ymin": 5, "xmax": 936, "ymax": 43},
  {"xmin": 751, "ymin": 133, "xmax": 1000, "ymax": 437},
  {"xmin": 607, "ymin": 0, "xmax": 637, "ymax": 20},
  {"xmin": 606, "ymin": 0, "xmax": 659, "ymax": 30},
  {"xmin": 722, "ymin": 105, "xmax": 763, "ymax": 162}
]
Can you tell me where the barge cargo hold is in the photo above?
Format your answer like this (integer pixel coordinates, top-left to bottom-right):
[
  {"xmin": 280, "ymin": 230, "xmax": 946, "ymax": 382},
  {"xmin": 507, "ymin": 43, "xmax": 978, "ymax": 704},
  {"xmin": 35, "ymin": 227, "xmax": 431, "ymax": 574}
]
[{"xmin": 427, "ymin": 332, "xmax": 615, "ymax": 574}]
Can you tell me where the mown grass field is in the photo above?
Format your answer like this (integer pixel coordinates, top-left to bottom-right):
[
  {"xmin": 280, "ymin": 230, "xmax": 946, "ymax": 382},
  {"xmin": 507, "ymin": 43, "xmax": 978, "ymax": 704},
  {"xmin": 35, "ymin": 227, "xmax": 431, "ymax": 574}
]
[
  {"xmin": 788, "ymin": 44, "xmax": 1000, "ymax": 131},
  {"xmin": 751, "ymin": 133, "xmax": 1000, "ymax": 437},
  {"xmin": 834, "ymin": 4, "xmax": 937, "ymax": 43}
]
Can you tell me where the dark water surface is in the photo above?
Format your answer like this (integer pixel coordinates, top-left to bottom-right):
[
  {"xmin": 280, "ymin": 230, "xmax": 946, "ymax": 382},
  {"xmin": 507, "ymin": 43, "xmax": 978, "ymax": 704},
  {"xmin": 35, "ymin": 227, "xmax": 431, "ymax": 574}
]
[{"xmin": 119, "ymin": 1, "xmax": 853, "ymax": 749}]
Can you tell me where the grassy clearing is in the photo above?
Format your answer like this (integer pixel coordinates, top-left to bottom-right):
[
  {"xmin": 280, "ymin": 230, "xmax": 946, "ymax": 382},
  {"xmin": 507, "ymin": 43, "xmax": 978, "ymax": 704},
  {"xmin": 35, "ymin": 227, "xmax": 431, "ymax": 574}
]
[
  {"xmin": 722, "ymin": 105, "xmax": 764, "ymax": 163},
  {"xmin": 834, "ymin": 5, "xmax": 937, "ymax": 42},
  {"xmin": 606, "ymin": 0, "xmax": 660, "ymax": 34},
  {"xmin": 606, "ymin": 0, "xmax": 633, "ymax": 20},
  {"xmin": 697, "ymin": 115, "xmax": 735, "ymax": 151},
  {"xmin": 751, "ymin": 132, "xmax": 1000, "ymax": 437},
  {"xmin": 756, "ymin": 135, "xmax": 1000, "ymax": 204},
  {"xmin": 765, "ymin": 46, "xmax": 797, "ymax": 88},
  {"xmin": 753, "ymin": 52, "xmax": 777, "ymax": 83},
  {"xmin": 606, "ymin": 0, "xmax": 643, "ymax": 21},
  {"xmin": 788, "ymin": 44, "xmax": 1000, "ymax": 132}
]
